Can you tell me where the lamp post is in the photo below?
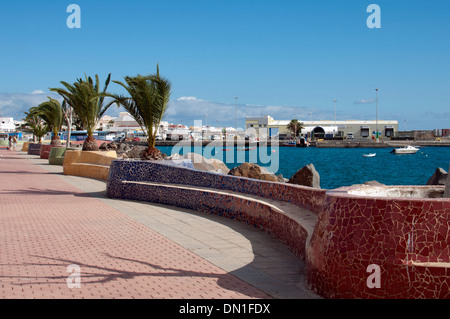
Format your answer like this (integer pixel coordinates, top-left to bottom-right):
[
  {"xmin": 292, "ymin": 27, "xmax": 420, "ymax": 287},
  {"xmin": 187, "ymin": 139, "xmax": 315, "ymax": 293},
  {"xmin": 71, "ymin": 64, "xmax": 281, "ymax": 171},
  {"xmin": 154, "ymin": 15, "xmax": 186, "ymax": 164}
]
[
  {"xmin": 234, "ymin": 97, "xmax": 238, "ymax": 131},
  {"xmin": 375, "ymin": 89, "xmax": 379, "ymax": 143},
  {"xmin": 333, "ymin": 99, "xmax": 337, "ymax": 125}
]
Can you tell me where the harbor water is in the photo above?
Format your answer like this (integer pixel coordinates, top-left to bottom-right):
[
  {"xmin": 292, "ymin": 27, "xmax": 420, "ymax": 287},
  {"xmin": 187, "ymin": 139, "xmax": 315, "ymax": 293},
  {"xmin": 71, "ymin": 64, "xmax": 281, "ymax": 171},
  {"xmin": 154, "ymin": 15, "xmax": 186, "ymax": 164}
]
[{"xmin": 157, "ymin": 145, "xmax": 450, "ymax": 190}]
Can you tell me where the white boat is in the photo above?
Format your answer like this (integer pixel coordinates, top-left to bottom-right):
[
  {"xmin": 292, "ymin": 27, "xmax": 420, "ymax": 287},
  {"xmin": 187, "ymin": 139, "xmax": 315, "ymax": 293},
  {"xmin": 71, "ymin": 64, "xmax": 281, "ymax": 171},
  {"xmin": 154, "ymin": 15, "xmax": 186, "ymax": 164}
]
[
  {"xmin": 392, "ymin": 145, "xmax": 419, "ymax": 154},
  {"xmin": 363, "ymin": 153, "xmax": 376, "ymax": 157}
]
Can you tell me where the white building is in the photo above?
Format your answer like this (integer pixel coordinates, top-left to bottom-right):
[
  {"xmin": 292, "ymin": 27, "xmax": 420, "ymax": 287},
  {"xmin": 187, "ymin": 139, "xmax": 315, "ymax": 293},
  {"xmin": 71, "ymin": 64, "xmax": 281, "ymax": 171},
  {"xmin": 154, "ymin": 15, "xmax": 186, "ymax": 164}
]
[{"xmin": 0, "ymin": 117, "xmax": 16, "ymax": 132}]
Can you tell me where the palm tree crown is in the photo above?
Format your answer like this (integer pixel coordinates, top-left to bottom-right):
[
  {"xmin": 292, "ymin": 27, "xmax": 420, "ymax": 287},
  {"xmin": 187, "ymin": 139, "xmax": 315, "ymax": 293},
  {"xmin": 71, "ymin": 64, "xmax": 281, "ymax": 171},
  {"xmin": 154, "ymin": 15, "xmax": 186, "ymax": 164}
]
[
  {"xmin": 23, "ymin": 107, "xmax": 49, "ymax": 144},
  {"xmin": 286, "ymin": 119, "xmax": 304, "ymax": 138},
  {"xmin": 108, "ymin": 65, "xmax": 172, "ymax": 158},
  {"xmin": 36, "ymin": 97, "xmax": 64, "ymax": 145},
  {"xmin": 50, "ymin": 74, "xmax": 115, "ymax": 150}
]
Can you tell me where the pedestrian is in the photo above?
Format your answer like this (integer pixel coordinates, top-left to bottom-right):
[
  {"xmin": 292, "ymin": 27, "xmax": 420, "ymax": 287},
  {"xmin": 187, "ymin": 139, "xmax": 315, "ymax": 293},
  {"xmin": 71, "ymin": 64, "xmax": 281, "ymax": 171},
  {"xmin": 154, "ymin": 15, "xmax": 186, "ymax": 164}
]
[
  {"xmin": 12, "ymin": 135, "xmax": 17, "ymax": 151},
  {"xmin": 8, "ymin": 136, "xmax": 12, "ymax": 151}
]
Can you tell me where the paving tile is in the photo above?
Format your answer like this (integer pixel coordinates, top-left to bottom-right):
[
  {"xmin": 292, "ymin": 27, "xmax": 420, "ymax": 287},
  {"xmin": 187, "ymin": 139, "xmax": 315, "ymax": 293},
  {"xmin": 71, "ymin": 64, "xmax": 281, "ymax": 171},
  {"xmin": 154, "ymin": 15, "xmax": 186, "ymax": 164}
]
[{"xmin": 0, "ymin": 150, "xmax": 320, "ymax": 299}]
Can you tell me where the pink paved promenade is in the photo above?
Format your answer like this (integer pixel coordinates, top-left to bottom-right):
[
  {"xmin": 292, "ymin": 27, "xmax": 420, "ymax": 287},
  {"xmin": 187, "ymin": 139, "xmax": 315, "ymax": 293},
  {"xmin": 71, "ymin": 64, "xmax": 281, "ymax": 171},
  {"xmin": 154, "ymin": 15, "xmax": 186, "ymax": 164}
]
[{"xmin": 0, "ymin": 150, "xmax": 270, "ymax": 299}]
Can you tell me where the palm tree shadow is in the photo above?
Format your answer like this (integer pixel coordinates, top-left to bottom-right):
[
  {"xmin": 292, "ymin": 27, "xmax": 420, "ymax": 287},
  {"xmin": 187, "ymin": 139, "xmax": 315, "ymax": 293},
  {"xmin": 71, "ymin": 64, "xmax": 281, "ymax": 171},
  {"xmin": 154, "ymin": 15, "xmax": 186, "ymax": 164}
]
[
  {"xmin": 2, "ymin": 254, "xmax": 270, "ymax": 299},
  {"xmin": 0, "ymin": 187, "xmax": 106, "ymax": 199},
  {"xmin": 0, "ymin": 170, "xmax": 63, "ymax": 175}
]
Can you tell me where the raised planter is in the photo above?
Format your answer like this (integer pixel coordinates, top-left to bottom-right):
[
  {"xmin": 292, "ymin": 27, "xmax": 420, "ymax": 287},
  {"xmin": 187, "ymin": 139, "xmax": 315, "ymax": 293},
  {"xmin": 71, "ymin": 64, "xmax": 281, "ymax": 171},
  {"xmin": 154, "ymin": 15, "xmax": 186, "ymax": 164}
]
[
  {"xmin": 63, "ymin": 150, "xmax": 118, "ymax": 180},
  {"xmin": 40, "ymin": 144, "xmax": 65, "ymax": 159},
  {"xmin": 48, "ymin": 147, "xmax": 78, "ymax": 165},
  {"xmin": 27, "ymin": 143, "xmax": 42, "ymax": 155},
  {"xmin": 21, "ymin": 142, "xmax": 30, "ymax": 152}
]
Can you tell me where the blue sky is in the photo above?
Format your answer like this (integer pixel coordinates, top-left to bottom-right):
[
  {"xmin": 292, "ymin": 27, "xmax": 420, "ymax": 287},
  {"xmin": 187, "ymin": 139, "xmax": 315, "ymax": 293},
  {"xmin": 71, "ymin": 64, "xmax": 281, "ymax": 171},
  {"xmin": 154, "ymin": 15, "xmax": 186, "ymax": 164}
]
[{"xmin": 0, "ymin": 0, "xmax": 449, "ymax": 130}]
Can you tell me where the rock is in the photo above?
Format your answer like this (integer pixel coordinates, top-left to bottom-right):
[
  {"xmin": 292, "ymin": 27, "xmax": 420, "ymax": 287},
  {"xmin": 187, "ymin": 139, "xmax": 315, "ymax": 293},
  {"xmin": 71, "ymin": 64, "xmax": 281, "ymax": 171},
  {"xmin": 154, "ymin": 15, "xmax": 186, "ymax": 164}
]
[
  {"xmin": 444, "ymin": 164, "xmax": 450, "ymax": 199},
  {"xmin": 125, "ymin": 146, "xmax": 147, "ymax": 159},
  {"xmin": 363, "ymin": 181, "xmax": 385, "ymax": 186},
  {"xmin": 100, "ymin": 141, "xmax": 118, "ymax": 151},
  {"xmin": 228, "ymin": 162, "xmax": 279, "ymax": 182},
  {"xmin": 168, "ymin": 153, "xmax": 230, "ymax": 174},
  {"xmin": 426, "ymin": 167, "xmax": 448, "ymax": 185},
  {"xmin": 288, "ymin": 163, "xmax": 321, "ymax": 188}
]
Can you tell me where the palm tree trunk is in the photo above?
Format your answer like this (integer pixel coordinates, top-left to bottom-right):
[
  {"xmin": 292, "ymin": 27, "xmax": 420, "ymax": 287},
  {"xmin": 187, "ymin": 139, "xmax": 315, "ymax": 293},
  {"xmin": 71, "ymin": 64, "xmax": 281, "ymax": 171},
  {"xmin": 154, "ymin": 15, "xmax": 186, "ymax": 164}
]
[
  {"xmin": 82, "ymin": 136, "xmax": 99, "ymax": 151},
  {"xmin": 142, "ymin": 132, "xmax": 162, "ymax": 160},
  {"xmin": 65, "ymin": 108, "xmax": 72, "ymax": 148},
  {"xmin": 51, "ymin": 136, "xmax": 61, "ymax": 146}
]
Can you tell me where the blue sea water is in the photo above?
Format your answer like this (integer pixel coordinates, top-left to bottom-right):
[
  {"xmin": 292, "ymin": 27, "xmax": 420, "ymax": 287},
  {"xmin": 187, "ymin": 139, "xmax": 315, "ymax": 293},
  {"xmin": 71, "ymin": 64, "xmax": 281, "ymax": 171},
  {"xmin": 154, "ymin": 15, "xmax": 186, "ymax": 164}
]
[{"xmin": 157, "ymin": 145, "xmax": 450, "ymax": 190}]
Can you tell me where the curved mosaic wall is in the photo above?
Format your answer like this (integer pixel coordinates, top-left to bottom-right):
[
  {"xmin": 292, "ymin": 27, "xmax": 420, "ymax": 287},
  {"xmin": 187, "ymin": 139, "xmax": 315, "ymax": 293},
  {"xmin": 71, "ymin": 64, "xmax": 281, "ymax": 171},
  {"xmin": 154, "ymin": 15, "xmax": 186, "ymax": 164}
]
[
  {"xmin": 107, "ymin": 159, "xmax": 327, "ymax": 214},
  {"xmin": 307, "ymin": 187, "xmax": 450, "ymax": 299},
  {"xmin": 106, "ymin": 159, "xmax": 450, "ymax": 299}
]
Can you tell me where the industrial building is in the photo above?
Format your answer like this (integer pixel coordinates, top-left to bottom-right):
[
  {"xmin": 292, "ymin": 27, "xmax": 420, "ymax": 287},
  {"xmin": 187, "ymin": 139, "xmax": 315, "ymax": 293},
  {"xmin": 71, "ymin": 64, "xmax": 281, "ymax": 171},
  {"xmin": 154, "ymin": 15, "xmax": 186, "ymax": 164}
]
[{"xmin": 245, "ymin": 115, "xmax": 399, "ymax": 141}]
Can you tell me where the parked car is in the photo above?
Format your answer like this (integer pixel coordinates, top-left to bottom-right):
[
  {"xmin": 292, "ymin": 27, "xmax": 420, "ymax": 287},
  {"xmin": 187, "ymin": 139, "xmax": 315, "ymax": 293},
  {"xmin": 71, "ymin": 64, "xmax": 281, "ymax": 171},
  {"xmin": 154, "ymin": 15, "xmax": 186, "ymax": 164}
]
[{"xmin": 132, "ymin": 137, "xmax": 140, "ymax": 141}]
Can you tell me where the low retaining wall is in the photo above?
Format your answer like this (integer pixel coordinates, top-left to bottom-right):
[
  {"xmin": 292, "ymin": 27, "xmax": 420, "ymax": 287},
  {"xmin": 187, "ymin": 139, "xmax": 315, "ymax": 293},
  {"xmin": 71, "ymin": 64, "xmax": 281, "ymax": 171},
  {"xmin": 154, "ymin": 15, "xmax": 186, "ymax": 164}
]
[
  {"xmin": 107, "ymin": 160, "xmax": 327, "ymax": 215},
  {"xmin": 63, "ymin": 150, "xmax": 117, "ymax": 180},
  {"xmin": 107, "ymin": 159, "xmax": 320, "ymax": 261},
  {"xmin": 106, "ymin": 159, "xmax": 450, "ymax": 299}
]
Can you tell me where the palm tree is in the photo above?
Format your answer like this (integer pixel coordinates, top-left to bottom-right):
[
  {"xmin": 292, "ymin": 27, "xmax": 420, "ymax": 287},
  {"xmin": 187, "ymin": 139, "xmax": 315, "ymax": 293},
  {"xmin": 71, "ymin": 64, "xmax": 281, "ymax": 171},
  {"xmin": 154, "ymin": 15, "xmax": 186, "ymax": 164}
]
[
  {"xmin": 50, "ymin": 74, "xmax": 115, "ymax": 151},
  {"xmin": 286, "ymin": 119, "xmax": 304, "ymax": 139},
  {"xmin": 23, "ymin": 107, "xmax": 49, "ymax": 144},
  {"xmin": 36, "ymin": 97, "xmax": 64, "ymax": 145},
  {"xmin": 107, "ymin": 65, "xmax": 172, "ymax": 159}
]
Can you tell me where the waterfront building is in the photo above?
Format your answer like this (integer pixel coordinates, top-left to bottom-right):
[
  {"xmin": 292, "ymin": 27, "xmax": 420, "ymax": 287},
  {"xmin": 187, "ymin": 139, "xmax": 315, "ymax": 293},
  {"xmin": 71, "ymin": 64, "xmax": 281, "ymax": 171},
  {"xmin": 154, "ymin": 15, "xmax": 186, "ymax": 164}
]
[
  {"xmin": 246, "ymin": 115, "xmax": 399, "ymax": 141},
  {"xmin": 0, "ymin": 117, "xmax": 16, "ymax": 132}
]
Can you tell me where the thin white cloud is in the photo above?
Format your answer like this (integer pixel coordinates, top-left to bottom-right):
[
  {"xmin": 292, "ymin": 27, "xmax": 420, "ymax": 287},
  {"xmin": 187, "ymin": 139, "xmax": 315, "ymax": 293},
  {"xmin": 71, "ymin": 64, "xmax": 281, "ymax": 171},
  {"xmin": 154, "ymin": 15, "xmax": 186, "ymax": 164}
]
[
  {"xmin": 30, "ymin": 90, "xmax": 46, "ymax": 95},
  {"xmin": 354, "ymin": 98, "xmax": 375, "ymax": 105},
  {"xmin": 162, "ymin": 97, "xmax": 321, "ymax": 127},
  {"xmin": 0, "ymin": 92, "xmax": 62, "ymax": 119},
  {"xmin": 177, "ymin": 96, "xmax": 199, "ymax": 101}
]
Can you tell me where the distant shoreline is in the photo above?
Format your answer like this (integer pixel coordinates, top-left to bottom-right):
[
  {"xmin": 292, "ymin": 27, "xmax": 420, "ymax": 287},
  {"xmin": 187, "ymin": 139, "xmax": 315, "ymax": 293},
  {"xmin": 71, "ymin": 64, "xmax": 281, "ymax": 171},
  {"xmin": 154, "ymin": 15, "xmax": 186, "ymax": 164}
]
[{"xmin": 149, "ymin": 140, "xmax": 450, "ymax": 148}]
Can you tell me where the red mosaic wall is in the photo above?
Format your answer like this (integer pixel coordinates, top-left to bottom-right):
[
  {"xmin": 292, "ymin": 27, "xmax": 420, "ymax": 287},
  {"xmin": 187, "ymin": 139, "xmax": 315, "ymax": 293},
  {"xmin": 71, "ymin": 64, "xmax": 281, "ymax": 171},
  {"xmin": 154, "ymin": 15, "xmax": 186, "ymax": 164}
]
[{"xmin": 306, "ymin": 190, "xmax": 450, "ymax": 299}]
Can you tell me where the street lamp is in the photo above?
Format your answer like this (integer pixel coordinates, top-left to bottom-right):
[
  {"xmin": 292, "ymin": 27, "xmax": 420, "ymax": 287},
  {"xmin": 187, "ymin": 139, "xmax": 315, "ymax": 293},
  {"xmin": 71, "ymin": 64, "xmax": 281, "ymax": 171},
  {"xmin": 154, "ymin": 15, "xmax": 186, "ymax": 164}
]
[
  {"xmin": 234, "ymin": 97, "xmax": 239, "ymax": 131},
  {"xmin": 375, "ymin": 89, "xmax": 379, "ymax": 143},
  {"xmin": 333, "ymin": 99, "xmax": 337, "ymax": 125}
]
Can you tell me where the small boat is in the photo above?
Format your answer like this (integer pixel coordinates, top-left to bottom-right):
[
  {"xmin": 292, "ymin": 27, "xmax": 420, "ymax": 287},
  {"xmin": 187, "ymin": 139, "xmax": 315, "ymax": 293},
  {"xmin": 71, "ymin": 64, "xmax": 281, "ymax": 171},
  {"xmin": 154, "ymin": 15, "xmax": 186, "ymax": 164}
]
[
  {"xmin": 392, "ymin": 145, "xmax": 419, "ymax": 154},
  {"xmin": 363, "ymin": 153, "xmax": 376, "ymax": 157},
  {"xmin": 282, "ymin": 141, "xmax": 297, "ymax": 147}
]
